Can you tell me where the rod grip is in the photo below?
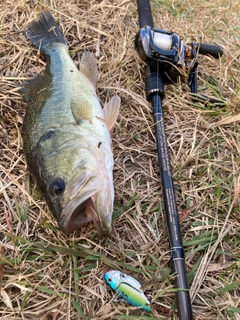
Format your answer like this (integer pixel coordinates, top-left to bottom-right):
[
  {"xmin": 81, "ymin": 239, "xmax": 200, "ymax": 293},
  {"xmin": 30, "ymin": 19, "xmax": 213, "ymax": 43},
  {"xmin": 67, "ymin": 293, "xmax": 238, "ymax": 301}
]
[
  {"xmin": 136, "ymin": 0, "xmax": 154, "ymax": 28},
  {"xmin": 197, "ymin": 43, "xmax": 223, "ymax": 58}
]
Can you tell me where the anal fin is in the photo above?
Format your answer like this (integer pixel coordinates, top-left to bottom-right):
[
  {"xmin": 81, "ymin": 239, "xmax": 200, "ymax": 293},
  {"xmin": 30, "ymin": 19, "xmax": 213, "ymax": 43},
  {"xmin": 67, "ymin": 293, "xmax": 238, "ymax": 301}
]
[{"xmin": 80, "ymin": 51, "xmax": 98, "ymax": 86}]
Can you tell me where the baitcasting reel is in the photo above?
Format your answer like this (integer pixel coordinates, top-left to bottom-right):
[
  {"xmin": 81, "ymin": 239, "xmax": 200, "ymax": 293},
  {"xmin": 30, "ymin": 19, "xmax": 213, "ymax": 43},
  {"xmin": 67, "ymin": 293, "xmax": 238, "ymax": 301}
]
[{"xmin": 135, "ymin": 26, "xmax": 225, "ymax": 104}]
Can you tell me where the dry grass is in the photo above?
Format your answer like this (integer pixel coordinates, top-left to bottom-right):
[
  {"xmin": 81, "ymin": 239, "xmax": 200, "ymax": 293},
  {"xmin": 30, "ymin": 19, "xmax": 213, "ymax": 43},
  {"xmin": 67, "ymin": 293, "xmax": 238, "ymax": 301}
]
[{"xmin": 1, "ymin": 0, "xmax": 240, "ymax": 319}]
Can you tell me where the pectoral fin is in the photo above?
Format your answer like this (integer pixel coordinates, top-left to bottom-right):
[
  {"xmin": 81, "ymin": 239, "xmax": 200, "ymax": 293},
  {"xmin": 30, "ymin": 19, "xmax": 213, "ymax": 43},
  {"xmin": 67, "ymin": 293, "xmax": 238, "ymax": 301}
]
[
  {"xmin": 71, "ymin": 97, "xmax": 92, "ymax": 124},
  {"xmin": 80, "ymin": 51, "xmax": 98, "ymax": 86},
  {"xmin": 101, "ymin": 96, "xmax": 120, "ymax": 135}
]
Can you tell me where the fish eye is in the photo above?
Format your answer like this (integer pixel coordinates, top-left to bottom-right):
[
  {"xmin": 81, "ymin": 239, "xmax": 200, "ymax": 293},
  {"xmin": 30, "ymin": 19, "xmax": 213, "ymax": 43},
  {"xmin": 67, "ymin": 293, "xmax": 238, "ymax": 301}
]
[
  {"xmin": 49, "ymin": 178, "xmax": 65, "ymax": 196},
  {"xmin": 107, "ymin": 278, "xmax": 112, "ymax": 282}
]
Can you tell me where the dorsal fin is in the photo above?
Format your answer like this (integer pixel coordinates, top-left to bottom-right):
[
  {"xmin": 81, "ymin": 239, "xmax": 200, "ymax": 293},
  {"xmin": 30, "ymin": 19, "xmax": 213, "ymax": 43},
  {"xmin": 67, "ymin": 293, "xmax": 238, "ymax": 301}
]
[
  {"xmin": 80, "ymin": 51, "xmax": 98, "ymax": 86},
  {"xmin": 19, "ymin": 74, "xmax": 44, "ymax": 102}
]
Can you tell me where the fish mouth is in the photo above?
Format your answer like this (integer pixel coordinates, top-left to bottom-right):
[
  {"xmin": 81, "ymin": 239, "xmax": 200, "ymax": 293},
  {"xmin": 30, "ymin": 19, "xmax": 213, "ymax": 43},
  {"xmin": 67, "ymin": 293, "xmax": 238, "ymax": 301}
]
[{"xmin": 60, "ymin": 195, "xmax": 112, "ymax": 237}]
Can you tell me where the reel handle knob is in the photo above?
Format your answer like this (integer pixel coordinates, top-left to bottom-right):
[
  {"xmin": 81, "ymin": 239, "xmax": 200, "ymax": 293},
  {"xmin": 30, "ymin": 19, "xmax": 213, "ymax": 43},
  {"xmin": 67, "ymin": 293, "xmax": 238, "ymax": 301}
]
[{"xmin": 197, "ymin": 43, "xmax": 224, "ymax": 58}]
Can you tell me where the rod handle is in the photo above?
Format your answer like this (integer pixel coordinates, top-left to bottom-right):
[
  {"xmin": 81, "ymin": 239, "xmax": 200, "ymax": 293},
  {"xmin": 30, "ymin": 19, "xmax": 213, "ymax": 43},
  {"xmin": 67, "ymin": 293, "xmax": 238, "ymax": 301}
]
[
  {"xmin": 197, "ymin": 43, "xmax": 223, "ymax": 58},
  {"xmin": 136, "ymin": 0, "xmax": 154, "ymax": 28}
]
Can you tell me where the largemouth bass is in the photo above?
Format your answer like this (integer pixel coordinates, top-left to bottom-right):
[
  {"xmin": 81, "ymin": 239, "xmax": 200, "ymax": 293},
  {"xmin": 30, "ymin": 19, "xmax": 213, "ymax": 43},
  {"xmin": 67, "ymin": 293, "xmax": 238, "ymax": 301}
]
[{"xmin": 21, "ymin": 11, "xmax": 120, "ymax": 236}]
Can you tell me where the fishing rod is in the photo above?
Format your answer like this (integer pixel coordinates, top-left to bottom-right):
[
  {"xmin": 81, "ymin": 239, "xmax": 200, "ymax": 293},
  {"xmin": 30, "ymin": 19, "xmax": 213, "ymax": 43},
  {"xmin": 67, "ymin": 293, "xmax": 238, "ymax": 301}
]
[{"xmin": 135, "ymin": 0, "xmax": 224, "ymax": 319}]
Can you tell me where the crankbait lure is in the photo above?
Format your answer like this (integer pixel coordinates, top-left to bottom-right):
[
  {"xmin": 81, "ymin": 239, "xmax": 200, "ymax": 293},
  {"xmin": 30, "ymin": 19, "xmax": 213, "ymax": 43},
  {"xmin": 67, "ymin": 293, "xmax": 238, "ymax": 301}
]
[{"xmin": 104, "ymin": 270, "xmax": 151, "ymax": 312}]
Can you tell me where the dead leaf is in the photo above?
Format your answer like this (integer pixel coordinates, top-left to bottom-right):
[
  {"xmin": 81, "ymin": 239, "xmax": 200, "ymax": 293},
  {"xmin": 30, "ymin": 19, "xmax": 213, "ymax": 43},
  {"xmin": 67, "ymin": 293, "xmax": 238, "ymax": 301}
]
[
  {"xmin": 214, "ymin": 113, "xmax": 240, "ymax": 126},
  {"xmin": 0, "ymin": 246, "xmax": 4, "ymax": 291},
  {"xmin": 1, "ymin": 287, "xmax": 14, "ymax": 310}
]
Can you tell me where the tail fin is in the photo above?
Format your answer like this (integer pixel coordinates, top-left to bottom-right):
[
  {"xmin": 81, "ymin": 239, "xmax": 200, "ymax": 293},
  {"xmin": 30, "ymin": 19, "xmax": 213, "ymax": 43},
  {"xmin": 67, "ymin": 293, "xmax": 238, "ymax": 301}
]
[{"xmin": 24, "ymin": 11, "xmax": 67, "ymax": 54}]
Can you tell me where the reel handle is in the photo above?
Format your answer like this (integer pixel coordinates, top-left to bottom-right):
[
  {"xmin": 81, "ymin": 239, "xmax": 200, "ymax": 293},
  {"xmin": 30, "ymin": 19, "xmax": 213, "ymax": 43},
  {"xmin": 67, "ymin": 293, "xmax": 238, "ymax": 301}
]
[{"xmin": 196, "ymin": 43, "xmax": 223, "ymax": 58}]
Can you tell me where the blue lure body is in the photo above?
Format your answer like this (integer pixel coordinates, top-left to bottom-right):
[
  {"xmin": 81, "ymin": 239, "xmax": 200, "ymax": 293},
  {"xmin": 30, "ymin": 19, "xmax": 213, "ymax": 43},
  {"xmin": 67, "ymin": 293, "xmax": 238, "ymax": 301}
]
[{"xmin": 104, "ymin": 270, "xmax": 151, "ymax": 312}]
